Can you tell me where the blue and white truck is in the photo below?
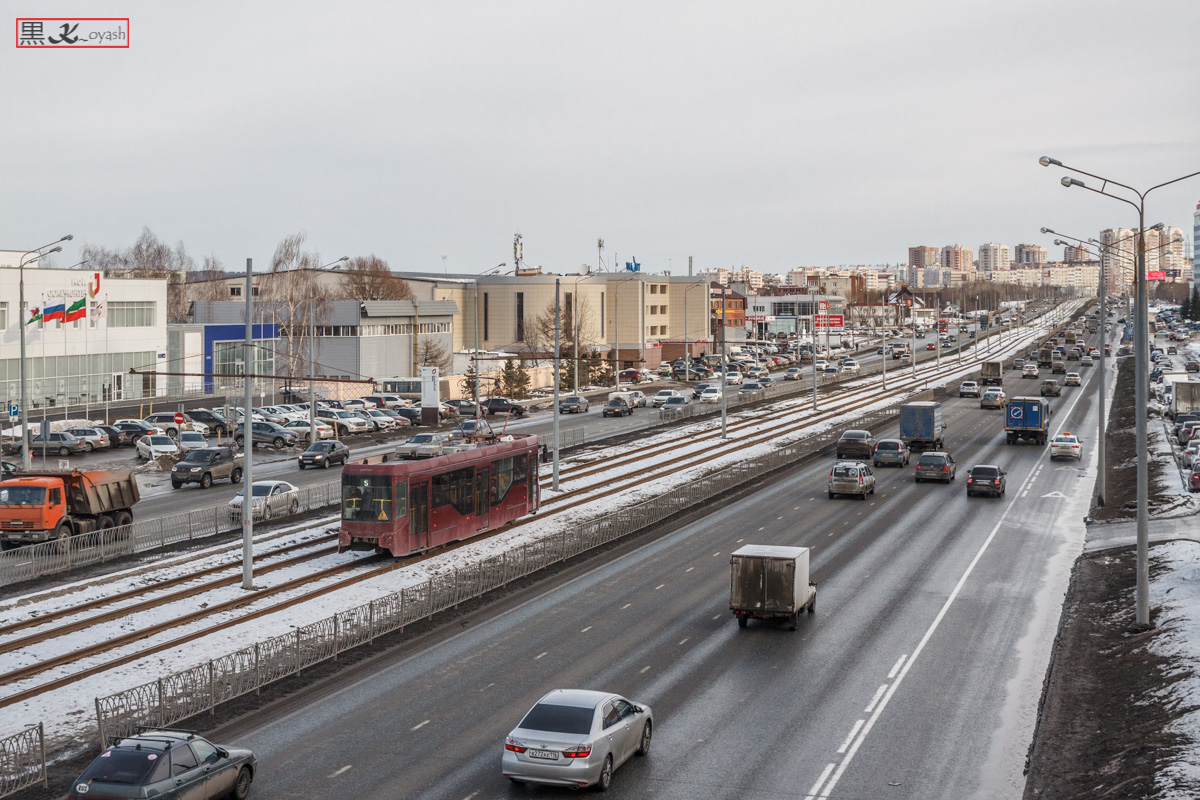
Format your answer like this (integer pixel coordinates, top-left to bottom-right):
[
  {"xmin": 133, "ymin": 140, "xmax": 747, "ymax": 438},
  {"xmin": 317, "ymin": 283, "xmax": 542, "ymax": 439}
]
[{"xmin": 1005, "ymin": 396, "xmax": 1052, "ymax": 445}]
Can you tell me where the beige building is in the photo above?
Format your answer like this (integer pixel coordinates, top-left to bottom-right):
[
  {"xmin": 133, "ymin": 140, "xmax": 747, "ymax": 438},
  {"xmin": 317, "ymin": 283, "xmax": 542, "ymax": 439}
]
[
  {"xmin": 907, "ymin": 246, "xmax": 939, "ymax": 268},
  {"xmin": 977, "ymin": 243, "xmax": 1011, "ymax": 273},
  {"xmin": 1014, "ymin": 244, "xmax": 1048, "ymax": 265},
  {"xmin": 1043, "ymin": 263, "xmax": 1099, "ymax": 294},
  {"xmin": 940, "ymin": 244, "xmax": 974, "ymax": 272}
]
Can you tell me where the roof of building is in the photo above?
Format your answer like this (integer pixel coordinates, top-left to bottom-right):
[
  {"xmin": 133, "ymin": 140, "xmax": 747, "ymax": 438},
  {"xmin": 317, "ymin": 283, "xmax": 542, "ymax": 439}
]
[{"xmin": 362, "ymin": 299, "xmax": 459, "ymax": 318}]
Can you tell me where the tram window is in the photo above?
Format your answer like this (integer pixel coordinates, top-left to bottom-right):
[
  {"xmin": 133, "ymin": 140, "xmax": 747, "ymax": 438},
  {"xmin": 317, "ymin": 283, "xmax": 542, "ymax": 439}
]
[
  {"xmin": 433, "ymin": 467, "xmax": 474, "ymax": 514},
  {"xmin": 393, "ymin": 479, "xmax": 408, "ymax": 519},
  {"xmin": 342, "ymin": 475, "xmax": 393, "ymax": 522},
  {"xmin": 513, "ymin": 455, "xmax": 527, "ymax": 484},
  {"xmin": 491, "ymin": 457, "xmax": 514, "ymax": 503}
]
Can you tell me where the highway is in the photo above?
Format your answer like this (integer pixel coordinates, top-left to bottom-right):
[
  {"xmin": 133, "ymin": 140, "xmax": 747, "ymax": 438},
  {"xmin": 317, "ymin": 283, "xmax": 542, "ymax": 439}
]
[{"xmin": 213, "ymin": 315, "xmax": 1103, "ymax": 799}]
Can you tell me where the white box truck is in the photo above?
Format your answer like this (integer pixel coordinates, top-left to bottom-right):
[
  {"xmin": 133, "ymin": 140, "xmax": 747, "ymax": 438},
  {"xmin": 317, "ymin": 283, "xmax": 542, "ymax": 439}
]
[{"xmin": 729, "ymin": 544, "xmax": 816, "ymax": 630}]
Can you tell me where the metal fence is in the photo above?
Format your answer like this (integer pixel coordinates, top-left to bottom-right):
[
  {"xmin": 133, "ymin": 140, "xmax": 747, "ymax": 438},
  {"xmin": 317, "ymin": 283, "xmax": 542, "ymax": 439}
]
[
  {"xmin": 0, "ymin": 724, "xmax": 45, "ymax": 799},
  {"xmin": 92, "ymin": 396, "xmax": 912, "ymax": 748},
  {"xmin": 0, "ymin": 481, "xmax": 342, "ymax": 588}
]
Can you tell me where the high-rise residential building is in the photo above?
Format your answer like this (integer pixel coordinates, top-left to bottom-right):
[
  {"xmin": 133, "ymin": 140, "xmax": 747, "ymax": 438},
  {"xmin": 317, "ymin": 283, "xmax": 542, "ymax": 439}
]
[
  {"xmin": 977, "ymin": 243, "xmax": 1011, "ymax": 273},
  {"xmin": 1063, "ymin": 244, "xmax": 1091, "ymax": 262},
  {"xmin": 940, "ymin": 244, "xmax": 974, "ymax": 272},
  {"xmin": 698, "ymin": 267, "xmax": 731, "ymax": 286},
  {"xmin": 908, "ymin": 246, "xmax": 939, "ymax": 268},
  {"xmin": 1194, "ymin": 202, "xmax": 1200, "ymax": 283},
  {"xmin": 1014, "ymin": 244, "xmax": 1048, "ymax": 265},
  {"xmin": 1099, "ymin": 228, "xmax": 1136, "ymax": 294},
  {"xmin": 1146, "ymin": 226, "xmax": 1187, "ymax": 281}
]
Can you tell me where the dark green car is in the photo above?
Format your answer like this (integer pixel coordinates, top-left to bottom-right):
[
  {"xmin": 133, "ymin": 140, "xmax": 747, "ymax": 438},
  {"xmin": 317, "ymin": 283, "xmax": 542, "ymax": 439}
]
[{"xmin": 67, "ymin": 729, "xmax": 256, "ymax": 800}]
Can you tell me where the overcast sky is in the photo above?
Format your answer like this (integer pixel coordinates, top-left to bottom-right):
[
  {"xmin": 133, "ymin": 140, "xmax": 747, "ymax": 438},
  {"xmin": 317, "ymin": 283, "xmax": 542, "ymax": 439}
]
[{"xmin": 4, "ymin": 1, "xmax": 1199, "ymax": 276}]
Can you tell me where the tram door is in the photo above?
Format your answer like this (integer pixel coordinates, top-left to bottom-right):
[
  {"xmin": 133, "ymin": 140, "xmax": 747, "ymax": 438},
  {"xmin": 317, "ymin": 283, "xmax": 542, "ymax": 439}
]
[
  {"xmin": 475, "ymin": 466, "xmax": 490, "ymax": 531},
  {"xmin": 409, "ymin": 481, "xmax": 429, "ymax": 551}
]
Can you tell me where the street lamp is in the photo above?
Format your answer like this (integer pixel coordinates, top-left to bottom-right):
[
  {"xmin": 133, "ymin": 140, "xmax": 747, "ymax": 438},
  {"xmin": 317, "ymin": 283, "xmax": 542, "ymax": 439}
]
[
  {"xmin": 1040, "ymin": 155, "xmax": 1200, "ymax": 628},
  {"xmin": 306, "ymin": 256, "xmax": 348, "ymax": 444},
  {"xmin": 18, "ymin": 235, "xmax": 72, "ymax": 470}
]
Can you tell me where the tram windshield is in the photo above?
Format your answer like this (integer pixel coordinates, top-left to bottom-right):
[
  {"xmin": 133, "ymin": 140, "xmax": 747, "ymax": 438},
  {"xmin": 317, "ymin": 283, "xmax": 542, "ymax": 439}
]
[{"xmin": 342, "ymin": 475, "xmax": 394, "ymax": 522}]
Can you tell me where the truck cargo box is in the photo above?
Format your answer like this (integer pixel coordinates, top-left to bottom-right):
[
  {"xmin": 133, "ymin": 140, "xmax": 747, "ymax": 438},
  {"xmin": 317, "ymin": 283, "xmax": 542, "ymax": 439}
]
[
  {"xmin": 730, "ymin": 544, "xmax": 815, "ymax": 630},
  {"xmin": 980, "ymin": 360, "xmax": 1003, "ymax": 386},
  {"xmin": 1004, "ymin": 397, "xmax": 1052, "ymax": 445},
  {"xmin": 899, "ymin": 401, "xmax": 945, "ymax": 450}
]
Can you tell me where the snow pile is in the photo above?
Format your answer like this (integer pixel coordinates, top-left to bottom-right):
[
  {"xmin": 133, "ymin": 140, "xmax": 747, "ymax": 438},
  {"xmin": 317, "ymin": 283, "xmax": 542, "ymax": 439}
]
[{"xmin": 1149, "ymin": 541, "xmax": 1200, "ymax": 799}]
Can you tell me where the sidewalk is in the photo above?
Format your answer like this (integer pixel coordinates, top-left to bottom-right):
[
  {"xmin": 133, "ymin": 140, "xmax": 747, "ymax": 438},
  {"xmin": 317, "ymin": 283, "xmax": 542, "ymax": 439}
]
[{"xmin": 1084, "ymin": 514, "xmax": 1200, "ymax": 553}]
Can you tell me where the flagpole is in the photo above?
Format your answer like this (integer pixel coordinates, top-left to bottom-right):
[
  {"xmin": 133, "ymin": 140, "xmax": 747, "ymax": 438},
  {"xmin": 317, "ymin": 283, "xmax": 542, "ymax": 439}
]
[
  {"xmin": 104, "ymin": 293, "xmax": 110, "ymax": 424},
  {"xmin": 84, "ymin": 297, "xmax": 90, "ymax": 422},
  {"xmin": 41, "ymin": 311, "xmax": 47, "ymax": 468}
]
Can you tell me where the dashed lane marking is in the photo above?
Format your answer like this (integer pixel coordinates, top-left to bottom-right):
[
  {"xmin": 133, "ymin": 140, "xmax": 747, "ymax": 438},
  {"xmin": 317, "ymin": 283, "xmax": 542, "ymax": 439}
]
[
  {"xmin": 887, "ymin": 655, "xmax": 908, "ymax": 679},
  {"xmin": 328, "ymin": 766, "xmax": 352, "ymax": 777},
  {"xmin": 580, "ymin": 626, "xmax": 592, "ymax": 633},
  {"xmin": 535, "ymin": 652, "xmax": 547, "ymax": 660},
  {"xmin": 864, "ymin": 684, "xmax": 888, "ymax": 713},
  {"xmin": 622, "ymin": 603, "xmax": 632, "ymax": 610},
  {"xmin": 411, "ymin": 720, "xmax": 430, "ymax": 731},
  {"xmin": 837, "ymin": 720, "xmax": 865, "ymax": 754}
]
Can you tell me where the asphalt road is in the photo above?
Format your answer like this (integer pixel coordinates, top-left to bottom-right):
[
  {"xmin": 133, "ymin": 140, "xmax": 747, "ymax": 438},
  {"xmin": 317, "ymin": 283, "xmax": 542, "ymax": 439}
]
[{"xmin": 213, "ymin": 314, "xmax": 1105, "ymax": 799}]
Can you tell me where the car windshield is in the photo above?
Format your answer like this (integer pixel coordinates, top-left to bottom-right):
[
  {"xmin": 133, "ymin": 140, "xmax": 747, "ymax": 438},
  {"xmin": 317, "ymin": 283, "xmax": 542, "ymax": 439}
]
[
  {"xmin": 342, "ymin": 475, "xmax": 393, "ymax": 522},
  {"xmin": 408, "ymin": 435, "xmax": 434, "ymax": 444},
  {"xmin": 307, "ymin": 442, "xmax": 334, "ymax": 452},
  {"xmin": 181, "ymin": 450, "xmax": 217, "ymax": 463},
  {"xmin": 519, "ymin": 703, "xmax": 595, "ymax": 735},
  {"xmin": 181, "ymin": 433, "xmax": 205, "ymax": 441},
  {"xmin": 77, "ymin": 747, "xmax": 163, "ymax": 785},
  {"xmin": 0, "ymin": 486, "xmax": 46, "ymax": 506}
]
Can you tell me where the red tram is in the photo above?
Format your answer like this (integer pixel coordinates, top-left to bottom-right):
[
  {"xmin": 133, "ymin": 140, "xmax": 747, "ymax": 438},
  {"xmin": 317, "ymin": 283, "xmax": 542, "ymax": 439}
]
[{"xmin": 339, "ymin": 434, "xmax": 540, "ymax": 557}]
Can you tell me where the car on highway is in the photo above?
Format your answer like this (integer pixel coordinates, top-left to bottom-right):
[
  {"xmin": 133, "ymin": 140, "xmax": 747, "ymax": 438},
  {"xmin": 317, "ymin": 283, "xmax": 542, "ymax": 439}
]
[
  {"xmin": 602, "ymin": 397, "xmax": 632, "ymax": 417},
  {"xmin": 444, "ymin": 399, "xmax": 479, "ymax": 418},
  {"xmin": 64, "ymin": 728, "xmax": 256, "ymax": 800},
  {"xmin": 1190, "ymin": 465, "xmax": 1200, "ymax": 493},
  {"xmin": 980, "ymin": 388, "xmax": 1006, "ymax": 409},
  {"xmin": 171, "ymin": 447, "xmax": 243, "ymax": 489},
  {"xmin": 1064, "ymin": 372, "xmax": 1082, "ymax": 387},
  {"xmin": 627, "ymin": 390, "xmax": 648, "ymax": 408},
  {"xmin": 1011, "ymin": 358, "xmax": 1025, "ymax": 371},
  {"xmin": 298, "ymin": 440, "xmax": 350, "ymax": 469},
  {"xmin": 872, "ymin": 438, "xmax": 909, "ymax": 467},
  {"xmin": 228, "ymin": 480, "xmax": 300, "ymax": 520},
  {"xmin": 364, "ymin": 394, "xmax": 411, "ymax": 409},
  {"xmin": 661, "ymin": 395, "xmax": 690, "ymax": 411},
  {"xmin": 502, "ymin": 688, "xmax": 652, "ymax": 791},
  {"xmin": 143, "ymin": 412, "xmax": 208, "ymax": 438},
  {"xmin": 966, "ymin": 465, "xmax": 1006, "ymax": 497},
  {"xmin": 828, "ymin": 460, "xmax": 876, "ymax": 499},
  {"xmin": 835, "ymin": 429, "xmax": 876, "ymax": 460},
  {"xmin": 914, "ymin": 451, "xmax": 957, "ymax": 483},
  {"xmin": 899, "ymin": 353, "xmax": 913, "ymax": 366},
  {"xmin": 115, "ymin": 418, "xmax": 164, "ymax": 435},
  {"xmin": 65, "ymin": 426, "xmax": 112, "ymax": 452},
  {"xmin": 1080, "ymin": 355, "xmax": 1094, "ymax": 367},
  {"xmin": 650, "ymin": 390, "xmax": 682, "ymax": 408},
  {"xmin": 699, "ymin": 387, "xmax": 722, "ymax": 403},
  {"xmin": 841, "ymin": 358, "xmax": 861, "ymax": 374},
  {"xmin": 739, "ymin": 381, "xmax": 763, "ymax": 394},
  {"xmin": 958, "ymin": 381, "xmax": 981, "ymax": 398},
  {"xmin": 366, "ymin": 408, "xmax": 401, "ymax": 430},
  {"xmin": 1040, "ymin": 380, "xmax": 1062, "ymax": 397},
  {"xmin": 1022, "ymin": 364, "xmax": 1040, "ymax": 379},
  {"xmin": 559, "ymin": 396, "xmax": 589, "ymax": 414},
  {"xmin": 136, "ymin": 434, "xmax": 180, "ymax": 460},
  {"xmin": 1049, "ymin": 433, "xmax": 1083, "ymax": 460},
  {"xmin": 783, "ymin": 367, "xmax": 803, "ymax": 381}
]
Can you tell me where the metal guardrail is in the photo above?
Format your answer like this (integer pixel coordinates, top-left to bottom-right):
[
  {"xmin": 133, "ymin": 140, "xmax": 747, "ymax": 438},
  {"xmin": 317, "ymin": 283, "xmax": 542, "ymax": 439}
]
[
  {"xmin": 0, "ymin": 724, "xmax": 46, "ymax": 799},
  {"xmin": 0, "ymin": 482, "xmax": 342, "ymax": 588},
  {"xmin": 91, "ymin": 397, "xmax": 912, "ymax": 748}
]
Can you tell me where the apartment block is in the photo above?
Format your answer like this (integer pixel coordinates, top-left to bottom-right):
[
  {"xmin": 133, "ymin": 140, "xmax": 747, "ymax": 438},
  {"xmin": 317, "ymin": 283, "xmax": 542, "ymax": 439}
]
[{"xmin": 977, "ymin": 243, "xmax": 1011, "ymax": 273}]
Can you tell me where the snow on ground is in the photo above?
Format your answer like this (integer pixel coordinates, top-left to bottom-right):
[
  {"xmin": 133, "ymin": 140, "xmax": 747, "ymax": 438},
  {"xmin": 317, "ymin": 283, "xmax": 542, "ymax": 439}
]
[
  {"xmin": 0, "ymin": 307, "xmax": 1077, "ymax": 755},
  {"xmin": 1148, "ymin": 540, "xmax": 1200, "ymax": 799}
]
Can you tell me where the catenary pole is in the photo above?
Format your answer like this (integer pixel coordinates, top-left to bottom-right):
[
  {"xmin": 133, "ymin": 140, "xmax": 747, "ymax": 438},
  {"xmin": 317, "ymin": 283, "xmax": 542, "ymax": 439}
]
[
  {"xmin": 242, "ymin": 259, "xmax": 254, "ymax": 590},
  {"xmin": 552, "ymin": 279, "xmax": 561, "ymax": 491}
]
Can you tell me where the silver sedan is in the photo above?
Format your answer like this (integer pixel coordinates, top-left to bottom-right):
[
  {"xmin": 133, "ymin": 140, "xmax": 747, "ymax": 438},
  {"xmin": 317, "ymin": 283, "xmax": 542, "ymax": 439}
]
[{"xmin": 503, "ymin": 689, "xmax": 652, "ymax": 791}]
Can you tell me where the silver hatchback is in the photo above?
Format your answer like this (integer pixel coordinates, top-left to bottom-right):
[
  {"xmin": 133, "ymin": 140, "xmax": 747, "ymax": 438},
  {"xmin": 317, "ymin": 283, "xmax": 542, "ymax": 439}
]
[
  {"xmin": 828, "ymin": 460, "xmax": 876, "ymax": 499},
  {"xmin": 503, "ymin": 689, "xmax": 652, "ymax": 791}
]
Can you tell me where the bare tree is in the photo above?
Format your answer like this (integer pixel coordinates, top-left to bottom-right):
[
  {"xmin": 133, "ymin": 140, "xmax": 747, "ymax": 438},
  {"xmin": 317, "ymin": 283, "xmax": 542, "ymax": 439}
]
[
  {"xmin": 185, "ymin": 254, "xmax": 230, "ymax": 305},
  {"xmin": 336, "ymin": 255, "xmax": 414, "ymax": 301},
  {"xmin": 259, "ymin": 232, "xmax": 324, "ymax": 382},
  {"xmin": 417, "ymin": 337, "xmax": 453, "ymax": 373},
  {"xmin": 80, "ymin": 227, "xmax": 196, "ymax": 322},
  {"xmin": 527, "ymin": 294, "xmax": 597, "ymax": 371}
]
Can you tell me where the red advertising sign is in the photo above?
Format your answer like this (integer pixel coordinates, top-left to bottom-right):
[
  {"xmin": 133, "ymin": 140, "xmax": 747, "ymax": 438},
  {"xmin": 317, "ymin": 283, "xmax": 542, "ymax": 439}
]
[
  {"xmin": 1147, "ymin": 271, "xmax": 1166, "ymax": 281},
  {"xmin": 814, "ymin": 314, "xmax": 844, "ymax": 330}
]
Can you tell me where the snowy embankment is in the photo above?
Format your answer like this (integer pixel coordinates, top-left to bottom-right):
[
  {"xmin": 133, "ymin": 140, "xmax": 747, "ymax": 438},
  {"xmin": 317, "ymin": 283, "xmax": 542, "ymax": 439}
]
[{"xmin": 0, "ymin": 308, "xmax": 1072, "ymax": 756}]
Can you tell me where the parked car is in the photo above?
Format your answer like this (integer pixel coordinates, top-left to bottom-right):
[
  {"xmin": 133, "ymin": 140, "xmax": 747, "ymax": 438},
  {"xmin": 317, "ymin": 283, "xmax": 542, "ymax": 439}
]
[
  {"xmin": 136, "ymin": 434, "xmax": 180, "ymax": 460},
  {"xmin": 966, "ymin": 465, "xmax": 1006, "ymax": 497},
  {"xmin": 835, "ymin": 429, "xmax": 876, "ymax": 460},
  {"xmin": 64, "ymin": 728, "xmax": 256, "ymax": 800},
  {"xmin": 186, "ymin": 408, "xmax": 235, "ymax": 436},
  {"xmin": 914, "ymin": 451, "xmax": 956, "ymax": 483},
  {"xmin": 298, "ymin": 440, "xmax": 350, "ymax": 469},
  {"xmin": 1190, "ymin": 465, "xmax": 1200, "ymax": 493},
  {"xmin": 628, "ymin": 390, "xmax": 648, "ymax": 408},
  {"xmin": 22, "ymin": 430, "xmax": 88, "ymax": 457},
  {"xmin": 480, "ymin": 397, "xmax": 528, "ymax": 417},
  {"xmin": 171, "ymin": 447, "xmax": 243, "ymax": 489},
  {"xmin": 739, "ymin": 381, "xmax": 763, "ymax": 394},
  {"xmin": 1011, "ymin": 358, "xmax": 1025, "ymax": 371},
  {"xmin": 364, "ymin": 394, "xmax": 411, "ymax": 409},
  {"xmin": 979, "ymin": 388, "xmax": 1006, "ymax": 409},
  {"xmin": 873, "ymin": 438, "xmax": 910, "ymax": 467},
  {"xmin": 958, "ymin": 381, "xmax": 981, "ymax": 398},
  {"xmin": 559, "ymin": 396, "xmax": 589, "ymax": 414},
  {"xmin": 177, "ymin": 431, "xmax": 209, "ymax": 453},
  {"xmin": 97, "ymin": 424, "xmax": 135, "ymax": 448},
  {"xmin": 502, "ymin": 689, "xmax": 652, "ymax": 791},
  {"xmin": 618, "ymin": 369, "xmax": 649, "ymax": 384},
  {"xmin": 318, "ymin": 408, "xmax": 372, "ymax": 435},
  {"xmin": 66, "ymin": 426, "xmax": 111, "ymax": 452},
  {"xmin": 235, "ymin": 421, "xmax": 300, "ymax": 449},
  {"xmin": 342, "ymin": 398, "xmax": 376, "ymax": 411},
  {"xmin": 444, "ymin": 399, "xmax": 480, "ymax": 417},
  {"xmin": 228, "ymin": 480, "xmax": 300, "ymax": 520},
  {"xmin": 283, "ymin": 419, "xmax": 335, "ymax": 440},
  {"xmin": 828, "ymin": 460, "xmax": 876, "ymax": 499},
  {"xmin": 1080, "ymin": 355, "xmax": 1094, "ymax": 367},
  {"xmin": 395, "ymin": 432, "xmax": 451, "ymax": 459}
]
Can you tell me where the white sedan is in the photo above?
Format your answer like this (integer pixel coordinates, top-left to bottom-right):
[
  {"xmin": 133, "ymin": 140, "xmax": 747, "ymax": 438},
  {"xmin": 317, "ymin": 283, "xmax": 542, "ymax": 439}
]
[
  {"xmin": 136, "ymin": 435, "xmax": 179, "ymax": 460},
  {"xmin": 699, "ymin": 387, "xmax": 722, "ymax": 403},
  {"xmin": 1049, "ymin": 433, "xmax": 1083, "ymax": 460},
  {"xmin": 840, "ymin": 359, "xmax": 861, "ymax": 374}
]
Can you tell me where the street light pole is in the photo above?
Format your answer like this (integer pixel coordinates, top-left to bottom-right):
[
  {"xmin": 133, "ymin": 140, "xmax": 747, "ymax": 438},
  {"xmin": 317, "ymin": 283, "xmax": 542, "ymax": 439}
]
[
  {"xmin": 1042, "ymin": 155, "xmax": 1200, "ymax": 627},
  {"xmin": 552, "ymin": 279, "xmax": 561, "ymax": 491},
  {"xmin": 18, "ymin": 236, "xmax": 71, "ymax": 470}
]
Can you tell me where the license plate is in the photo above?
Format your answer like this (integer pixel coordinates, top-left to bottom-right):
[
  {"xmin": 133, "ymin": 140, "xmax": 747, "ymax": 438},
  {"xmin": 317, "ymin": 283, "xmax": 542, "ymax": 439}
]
[{"xmin": 528, "ymin": 749, "xmax": 560, "ymax": 761}]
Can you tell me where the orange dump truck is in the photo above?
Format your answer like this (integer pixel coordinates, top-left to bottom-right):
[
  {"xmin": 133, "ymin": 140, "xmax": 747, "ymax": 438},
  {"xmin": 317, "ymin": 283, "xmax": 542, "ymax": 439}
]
[{"xmin": 0, "ymin": 470, "xmax": 139, "ymax": 549}]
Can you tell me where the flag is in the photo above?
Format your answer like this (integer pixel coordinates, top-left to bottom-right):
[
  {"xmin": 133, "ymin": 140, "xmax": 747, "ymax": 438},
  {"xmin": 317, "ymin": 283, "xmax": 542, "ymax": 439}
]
[
  {"xmin": 91, "ymin": 299, "xmax": 104, "ymax": 318},
  {"xmin": 26, "ymin": 305, "xmax": 42, "ymax": 325},
  {"xmin": 43, "ymin": 301, "xmax": 65, "ymax": 322},
  {"xmin": 64, "ymin": 297, "xmax": 86, "ymax": 323}
]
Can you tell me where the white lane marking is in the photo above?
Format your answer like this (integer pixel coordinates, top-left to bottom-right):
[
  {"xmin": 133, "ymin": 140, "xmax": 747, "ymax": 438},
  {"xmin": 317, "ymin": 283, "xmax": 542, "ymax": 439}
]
[
  {"xmin": 887, "ymin": 655, "xmax": 907, "ymax": 679},
  {"xmin": 640, "ymin": 665, "xmax": 651, "ymax": 673},
  {"xmin": 411, "ymin": 720, "xmax": 430, "ymax": 731},
  {"xmin": 535, "ymin": 652, "xmax": 547, "ymax": 660},
  {"xmin": 461, "ymin": 792, "xmax": 479, "ymax": 800},
  {"xmin": 864, "ymin": 684, "xmax": 888, "ymax": 713},
  {"xmin": 803, "ymin": 763, "xmax": 837, "ymax": 800},
  {"xmin": 679, "ymin": 638, "xmax": 689, "ymax": 645},
  {"xmin": 759, "ymin": 526, "xmax": 766, "ymax": 531},
  {"xmin": 713, "ymin": 552, "xmax": 721, "ymax": 556},
  {"xmin": 328, "ymin": 765, "xmax": 352, "ymax": 777},
  {"xmin": 1041, "ymin": 491, "xmax": 1067, "ymax": 499},
  {"xmin": 737, "ymin": 538, "xmax": 745, "ymax": 542},
  {"xmin": 816, "ymin": 430, "xmax": 1053, "ymax": 799},
  {"xmin": 837, "ymin": 720, "xmax": 865, "ymax": 754},
  {"xmin": 712, "ymin": 614, "xmax": 721, "ymax": 620},
  {"xmin": 655, "ymin": 584, "xmax": 665, "ymax": 590},
  {"xmin": 622, "ymin": 603, "xmax": 632, "ymax": 609},
  {"xmin": 580, "ymin": 626, "xmax": 592, "ymax": 633},
  {"xmin": 686, "ymin": 567, "xmax": 694, "ymax": 572}
]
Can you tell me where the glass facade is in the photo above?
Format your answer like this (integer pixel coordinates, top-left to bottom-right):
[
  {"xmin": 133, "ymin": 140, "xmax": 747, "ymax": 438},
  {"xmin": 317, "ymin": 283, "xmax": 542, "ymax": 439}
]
[
  {"xmin": 108, "ymin": 301, "xmax": 157, "ymax": 328},
  {"xmin": 212, "ymin": 339, "xmax": 276, "ymax": 392},
  {"xmin": 1, "ymin": 350, "xmax": 158, "ymax": 407}
]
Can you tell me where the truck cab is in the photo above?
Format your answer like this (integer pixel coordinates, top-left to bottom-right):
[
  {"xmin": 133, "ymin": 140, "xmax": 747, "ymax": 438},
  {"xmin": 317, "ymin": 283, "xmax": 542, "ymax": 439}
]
[
  {"xmin": 0, "ymin": 470, "xmax": 138, "ymax": 549},
  {"xmin": 0, "ymin": 477, "xmax": 66, "ymax": 547}
]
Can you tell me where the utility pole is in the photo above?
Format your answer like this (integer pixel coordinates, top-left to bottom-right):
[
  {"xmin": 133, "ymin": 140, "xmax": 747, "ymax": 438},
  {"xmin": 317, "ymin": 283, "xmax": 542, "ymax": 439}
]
[
  {"xmin": 552, "ymin": 279, "xmax": 561, "ymax": 491},
  {"xmin": 720, "ymin": 286, "xmax": 728, "ymax": 438},
  {"xmin": 241, "ymin": 258, "xmax": 254, "ymax": 590}
]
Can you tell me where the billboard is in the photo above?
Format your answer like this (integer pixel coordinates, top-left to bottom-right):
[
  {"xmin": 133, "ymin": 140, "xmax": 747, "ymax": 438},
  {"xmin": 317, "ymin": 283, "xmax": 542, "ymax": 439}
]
[
  {"xmin": 1147, "ymin": 271, "xmax": 1166, "ymax": 281},
  {"xmin": 814, "ymin": 314, "xmax": 844, "ymax": 330}
]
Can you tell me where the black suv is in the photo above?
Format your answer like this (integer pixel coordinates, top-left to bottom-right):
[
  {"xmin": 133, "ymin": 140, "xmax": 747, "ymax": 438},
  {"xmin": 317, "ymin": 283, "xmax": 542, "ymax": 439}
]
[
  {"xmin": 187, "ymin": 408, "xmax": 235, "ymax": 437},
  {"xmin": 480, "ymin": 398, "xmax": 528, "ymax": 417},
  {"xmin": 172, "ymin": 447, "xmax": 244, "ymax": 489},
  {"xmin": 66, "ymin": 728, "xmax": 256, "ymax": 800}
]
